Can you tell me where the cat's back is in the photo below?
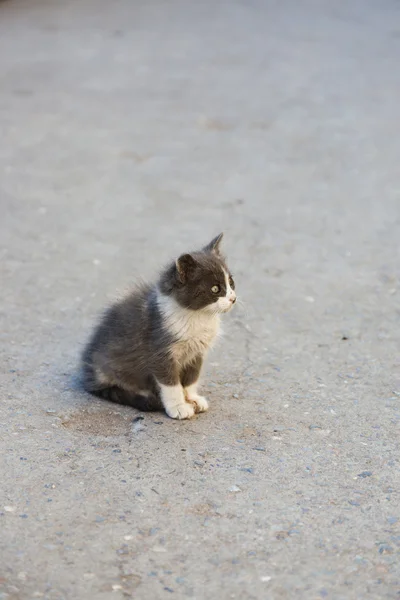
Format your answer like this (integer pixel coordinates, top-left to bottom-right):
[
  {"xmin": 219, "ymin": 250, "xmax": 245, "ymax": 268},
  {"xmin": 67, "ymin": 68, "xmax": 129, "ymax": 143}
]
[
  {"xmin": 86, "ymin": 282, "xmax": 151, "ymax": 349},
  {"xmin": 108, "ymin": 282, "xmax": 155, "ymax": 334},
  {"xmin": 82, "ymin": 282, "xmax": 159, "ymax": 388}
]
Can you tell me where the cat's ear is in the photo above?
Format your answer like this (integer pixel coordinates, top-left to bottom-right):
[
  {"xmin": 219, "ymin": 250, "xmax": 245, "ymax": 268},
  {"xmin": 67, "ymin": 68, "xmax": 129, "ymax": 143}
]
[
  {"xmin": 176, "ymin": 253, "xmax": 197, "ymax": 282},
  {"xmin": 203, "ymin": 232, "xmax": 224, "ymax": 255}
]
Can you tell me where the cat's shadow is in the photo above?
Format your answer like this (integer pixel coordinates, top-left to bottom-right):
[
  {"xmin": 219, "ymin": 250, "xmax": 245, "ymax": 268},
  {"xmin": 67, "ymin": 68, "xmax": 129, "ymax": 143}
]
[{"xmin": 62, "ymin": 371, "xmax": 163, "ymax": 437}]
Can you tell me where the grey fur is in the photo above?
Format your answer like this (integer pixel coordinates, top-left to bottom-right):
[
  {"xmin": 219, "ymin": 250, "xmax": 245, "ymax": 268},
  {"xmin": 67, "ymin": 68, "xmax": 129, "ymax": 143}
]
[{"xmin": 81, "ymin": 234, "xmax": 235, "ymax": 414}]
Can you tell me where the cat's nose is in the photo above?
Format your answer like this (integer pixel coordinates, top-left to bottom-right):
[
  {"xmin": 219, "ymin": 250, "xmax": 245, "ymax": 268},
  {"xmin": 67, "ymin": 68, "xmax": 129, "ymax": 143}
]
[{"xmin": 231, "ymin": 296, "xmax": 236, "ymax": 304}]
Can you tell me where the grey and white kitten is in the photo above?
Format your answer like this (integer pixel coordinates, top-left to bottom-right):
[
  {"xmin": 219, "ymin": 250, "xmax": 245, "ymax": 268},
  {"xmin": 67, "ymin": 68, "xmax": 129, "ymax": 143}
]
[{"xmin": 81, "ymin": 233, "xmax": 236, "ymax": 420}]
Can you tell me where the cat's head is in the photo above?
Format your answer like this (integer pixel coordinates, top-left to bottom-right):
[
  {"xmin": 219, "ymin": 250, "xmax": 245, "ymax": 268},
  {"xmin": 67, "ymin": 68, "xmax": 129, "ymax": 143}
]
[{"xmin": 160, "ymin": 233, "xmax": 236, "ymax": 313}]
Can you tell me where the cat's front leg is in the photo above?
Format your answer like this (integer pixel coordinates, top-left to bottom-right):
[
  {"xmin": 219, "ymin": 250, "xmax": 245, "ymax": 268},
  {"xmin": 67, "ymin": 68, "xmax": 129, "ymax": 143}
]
[
  {"xmin": 185, "ymin": 385, "xmax": 209, "ymax": 413},
  {"xmin": 155, "ymin": 367, "xmax": 195, "ymax": 420},
  {"xmin": 181, "ymin": 356, "xmax": 209, "ymax": 414}
]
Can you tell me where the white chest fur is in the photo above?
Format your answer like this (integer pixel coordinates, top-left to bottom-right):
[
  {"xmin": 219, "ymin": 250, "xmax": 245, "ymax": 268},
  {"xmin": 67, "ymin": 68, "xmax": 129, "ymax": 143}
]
[{"xmin": 157, "ymin": 292, "xmax": 221, "ymax": 366}]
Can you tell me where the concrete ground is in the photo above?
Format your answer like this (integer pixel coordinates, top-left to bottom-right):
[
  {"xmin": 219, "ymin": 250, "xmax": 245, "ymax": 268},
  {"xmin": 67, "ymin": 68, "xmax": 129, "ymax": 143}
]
[{"xmin": 1, "ymin": 0, "xmax": 400, "ymax": 598}]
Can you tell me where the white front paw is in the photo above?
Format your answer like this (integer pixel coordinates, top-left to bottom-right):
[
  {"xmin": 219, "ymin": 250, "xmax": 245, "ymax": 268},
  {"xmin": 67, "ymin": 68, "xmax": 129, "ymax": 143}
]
[
  {"xmin": 187, "ymin": 394, "xmax": 209, "ymax": 413},
  {"xmin": 166, "ymin": 402, "xmax": 195, "ymax": 420}
]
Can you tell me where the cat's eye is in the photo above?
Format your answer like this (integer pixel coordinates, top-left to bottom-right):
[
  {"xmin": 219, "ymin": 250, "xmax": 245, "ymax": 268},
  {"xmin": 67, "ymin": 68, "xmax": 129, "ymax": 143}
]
[
  {"xmin": 229, "ymin": 276, "xmax": 235, "ymax": 289},
  {"xmin": 211, "ymin": 285, "xmax": 220, "ymax": 294}
]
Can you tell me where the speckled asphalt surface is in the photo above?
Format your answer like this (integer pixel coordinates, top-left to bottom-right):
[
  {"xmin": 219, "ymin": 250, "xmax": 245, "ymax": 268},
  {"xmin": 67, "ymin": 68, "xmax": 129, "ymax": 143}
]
[{"xmin": 1, "ymin": 1, "xmax": 400, "ymax": 598}]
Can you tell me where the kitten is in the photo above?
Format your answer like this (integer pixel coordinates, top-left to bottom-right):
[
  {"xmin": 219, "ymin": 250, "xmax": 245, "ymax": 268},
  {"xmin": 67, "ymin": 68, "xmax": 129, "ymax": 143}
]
[{"xmin": 81, "ymin": 233, "xmax": 236, "ymax": 420}]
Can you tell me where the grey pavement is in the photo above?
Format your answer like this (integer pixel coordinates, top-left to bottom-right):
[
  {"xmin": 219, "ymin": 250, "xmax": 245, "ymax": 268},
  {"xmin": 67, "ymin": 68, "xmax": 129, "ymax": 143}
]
[{"xmin": 1, "ymin": 0, "xmax": 400, "ymax": 598}]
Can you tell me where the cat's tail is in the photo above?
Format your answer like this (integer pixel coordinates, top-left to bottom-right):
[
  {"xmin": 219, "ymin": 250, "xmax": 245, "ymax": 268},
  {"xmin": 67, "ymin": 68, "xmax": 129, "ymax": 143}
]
[{"xmin": 91, "ymin": 386, "xmax": 163, "ymax": 412}]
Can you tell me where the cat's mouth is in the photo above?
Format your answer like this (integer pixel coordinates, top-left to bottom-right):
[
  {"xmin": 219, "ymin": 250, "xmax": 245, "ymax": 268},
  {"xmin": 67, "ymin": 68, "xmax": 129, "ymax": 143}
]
[{"xmin": 220, "ymin": 301, "xmax": 235, "ymax": 313}]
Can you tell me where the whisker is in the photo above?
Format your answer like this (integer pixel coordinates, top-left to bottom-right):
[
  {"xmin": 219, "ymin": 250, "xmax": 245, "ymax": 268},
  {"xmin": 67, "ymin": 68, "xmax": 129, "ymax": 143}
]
[{"xmin": 235, "ymin": 298, "xmax": 248, "ymax": 317}]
